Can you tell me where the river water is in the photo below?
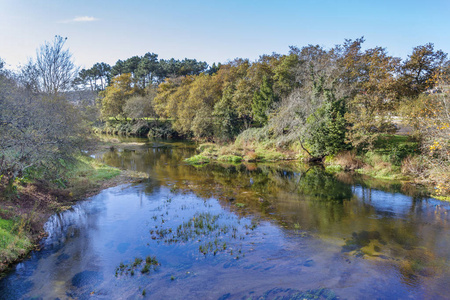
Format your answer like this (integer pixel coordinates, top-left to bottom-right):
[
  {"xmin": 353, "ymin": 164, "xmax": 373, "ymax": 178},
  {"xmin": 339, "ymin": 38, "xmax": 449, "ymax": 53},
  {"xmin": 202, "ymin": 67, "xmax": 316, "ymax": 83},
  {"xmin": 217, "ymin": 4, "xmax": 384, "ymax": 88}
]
[{"xmin": 1, "ymin": 139, "xmax": 450, "ymax": 299}]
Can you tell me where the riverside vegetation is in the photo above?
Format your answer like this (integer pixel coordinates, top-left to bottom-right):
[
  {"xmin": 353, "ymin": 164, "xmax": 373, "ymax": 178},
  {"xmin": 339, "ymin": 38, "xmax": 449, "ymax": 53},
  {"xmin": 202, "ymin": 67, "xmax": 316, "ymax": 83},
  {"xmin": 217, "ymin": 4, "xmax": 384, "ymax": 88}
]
[
  {"xmin": 92, "ymin": 38, "xmax": 449, "ymax": 199},
  {"xmin": 0, "ymin": 37, "xmax": 144, "ymax": 274},
  {"xmin": 1, "ymin": 36, "xmax": 449, "ymax": 275}
]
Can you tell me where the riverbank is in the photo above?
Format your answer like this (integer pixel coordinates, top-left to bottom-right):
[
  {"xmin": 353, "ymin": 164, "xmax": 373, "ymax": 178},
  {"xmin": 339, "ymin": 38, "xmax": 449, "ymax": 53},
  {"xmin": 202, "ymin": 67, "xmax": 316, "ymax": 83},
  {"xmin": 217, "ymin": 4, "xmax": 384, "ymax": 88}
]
[
  {"xmin": 92, "ymin": 119, "xmax": 179, "ymax": 139},
  {"xmin": 0, "ymin": 154, "xmax": 148, "ymax": 277},
  {"xmin": 185, "ymin": 134, "xmax": 449, "ymax": 200}
]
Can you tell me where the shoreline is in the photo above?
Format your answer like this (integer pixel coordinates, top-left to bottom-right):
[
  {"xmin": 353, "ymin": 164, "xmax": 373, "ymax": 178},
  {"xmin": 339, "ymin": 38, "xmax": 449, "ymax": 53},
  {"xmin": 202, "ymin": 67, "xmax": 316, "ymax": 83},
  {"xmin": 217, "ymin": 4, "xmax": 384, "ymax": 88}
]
[
  {"xmin": 0, "ymin": 166, "xmax": 148, "ymax": 278},
  {"xmin": 185, "ymin": 142, "xmax": 448, "ymax": 201}
]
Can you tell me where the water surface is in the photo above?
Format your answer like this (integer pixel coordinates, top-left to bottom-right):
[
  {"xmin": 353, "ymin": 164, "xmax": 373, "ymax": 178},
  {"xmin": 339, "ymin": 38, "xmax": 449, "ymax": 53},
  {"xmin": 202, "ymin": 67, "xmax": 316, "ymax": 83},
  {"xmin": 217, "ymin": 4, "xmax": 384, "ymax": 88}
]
[{"xmin": 1, "ymin": 139, "xmax": 449, "ymax": 299}]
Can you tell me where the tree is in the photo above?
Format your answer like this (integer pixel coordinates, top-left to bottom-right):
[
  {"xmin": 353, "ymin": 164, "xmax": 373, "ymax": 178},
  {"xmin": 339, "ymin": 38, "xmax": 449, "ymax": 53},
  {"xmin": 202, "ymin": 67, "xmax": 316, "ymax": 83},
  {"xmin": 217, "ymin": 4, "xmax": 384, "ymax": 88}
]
[
  {"xmin": 123, "ymin": 87, "xmax": 157, "ymax": 119},
  {"xmin": 305, "ymin": 91, "xmax": 349, "ymax": 157},
  {"xmin": 1, "ymin": 55, "xmax": 87, "ymax": 194},
  {"xmin": 24, "ymin": 35, "xmax": 78, "ymax": 94},
  {"xmin": 136, "ymin": 52, "xmax": 159, "ymax": 87},
  {"xmin": 344, "ymin": 46, "xmax": 401, "ymax": 149},
  {"xmin": 252, "ymin": 76, "xmax": 277, "ymax": 126},
  {"xmin": 213, "ymin": 85, "xmax": 240, "ymax": 141},
  {"xmin": 399, "ymin": 43, "xmax": 448, "ymax": 97},
  {"xmin": 99, "ymin": 73, "xmax": 139, "ymax": 119}
]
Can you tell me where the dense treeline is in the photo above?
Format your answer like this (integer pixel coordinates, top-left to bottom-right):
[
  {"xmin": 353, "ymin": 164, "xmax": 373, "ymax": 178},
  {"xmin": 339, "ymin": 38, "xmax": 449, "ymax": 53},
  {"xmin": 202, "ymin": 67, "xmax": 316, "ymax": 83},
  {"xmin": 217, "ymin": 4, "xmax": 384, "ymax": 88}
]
[
  {"xmin": 73, "ymin": 53, "xmax": 209, "ymax": 91},
  {"xmin": 93, "ymin": 38, "xmax": 449, "ymax": 195}
]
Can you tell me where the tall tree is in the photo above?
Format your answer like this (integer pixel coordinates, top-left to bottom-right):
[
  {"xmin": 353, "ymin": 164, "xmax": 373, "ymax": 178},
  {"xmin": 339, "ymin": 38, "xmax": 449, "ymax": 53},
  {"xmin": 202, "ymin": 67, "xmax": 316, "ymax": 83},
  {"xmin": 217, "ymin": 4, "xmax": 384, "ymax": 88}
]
[
  {"xmin": 399, "ymin": 43, "xmax": 447, "ymax": 97},
  {"xmin": 23, "ymin": 35, "xmax": 78, "ymax": 94},
  {"xmin": 252, "ymin": 76, "xmax": 277, "ymax": 126},
  {"xmin": 136, "ymin": 52, "xmax": 159, "ymax": 87},
  {"xmin": 99, "ymin": 73, "xmax": 139, "ymax": 119}
]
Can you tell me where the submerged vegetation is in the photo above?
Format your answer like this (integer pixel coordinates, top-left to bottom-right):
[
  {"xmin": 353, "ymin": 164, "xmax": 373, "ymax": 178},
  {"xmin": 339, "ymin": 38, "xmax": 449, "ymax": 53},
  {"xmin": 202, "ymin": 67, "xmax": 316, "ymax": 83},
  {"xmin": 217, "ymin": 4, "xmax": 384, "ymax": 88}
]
[{"xmin": 115, "ymin": 255, "xmax": 159, "ymax": 277}]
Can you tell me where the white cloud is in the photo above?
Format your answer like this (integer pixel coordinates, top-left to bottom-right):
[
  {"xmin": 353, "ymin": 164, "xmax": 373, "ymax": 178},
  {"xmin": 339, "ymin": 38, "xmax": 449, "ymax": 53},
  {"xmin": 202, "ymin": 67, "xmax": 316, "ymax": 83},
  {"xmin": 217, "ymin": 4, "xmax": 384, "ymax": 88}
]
[{"xmin": 59, "ymin": 16, "xmax": 99, "ymax": 23}]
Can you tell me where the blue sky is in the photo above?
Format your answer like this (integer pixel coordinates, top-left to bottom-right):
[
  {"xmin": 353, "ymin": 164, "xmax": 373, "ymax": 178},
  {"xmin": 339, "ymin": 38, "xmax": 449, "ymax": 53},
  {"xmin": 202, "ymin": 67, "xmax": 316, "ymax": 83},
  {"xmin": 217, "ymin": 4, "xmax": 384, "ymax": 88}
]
[{"xmin": 0, "ymin": 0, "xmax": 449, "ymax": 69}]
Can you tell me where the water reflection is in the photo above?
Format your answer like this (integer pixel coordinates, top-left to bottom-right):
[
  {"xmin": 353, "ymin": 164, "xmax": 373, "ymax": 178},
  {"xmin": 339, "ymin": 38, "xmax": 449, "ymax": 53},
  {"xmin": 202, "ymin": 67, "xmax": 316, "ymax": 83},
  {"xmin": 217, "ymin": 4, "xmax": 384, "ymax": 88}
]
[{"xmin": 1, "ymin": 139, "xmax": 449, "ymax": 299}]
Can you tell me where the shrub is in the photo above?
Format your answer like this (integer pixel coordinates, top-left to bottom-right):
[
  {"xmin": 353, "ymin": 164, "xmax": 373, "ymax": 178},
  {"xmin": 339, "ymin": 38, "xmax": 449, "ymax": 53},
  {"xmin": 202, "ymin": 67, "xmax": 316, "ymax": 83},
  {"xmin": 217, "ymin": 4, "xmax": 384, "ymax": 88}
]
[{"xmin": 332, "ymin": 151, "xmax": 364, "ymax": 170}]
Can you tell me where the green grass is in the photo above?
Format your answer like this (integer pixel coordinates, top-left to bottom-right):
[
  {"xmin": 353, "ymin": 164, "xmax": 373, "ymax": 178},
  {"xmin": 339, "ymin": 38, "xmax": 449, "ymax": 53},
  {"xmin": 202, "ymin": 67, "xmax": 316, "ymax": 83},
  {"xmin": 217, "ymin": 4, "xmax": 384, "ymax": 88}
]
[
  {"xmin": 0, "ymin": 217, "xmax": 32, "ymax": 271},
  {"xmin": 371, "ymin": 134, "xmax": 419, "ymax": 166},
  {"xmin": 255, "ymin": 149, "xmax": 286, "ymax": 162},
  {"xmin": 69, "ymin": 155, "xmax": 121, "ymax": 182},
  {"xmin": 185, "ymin": 155, "xmax": 210, "ymax": 165}
]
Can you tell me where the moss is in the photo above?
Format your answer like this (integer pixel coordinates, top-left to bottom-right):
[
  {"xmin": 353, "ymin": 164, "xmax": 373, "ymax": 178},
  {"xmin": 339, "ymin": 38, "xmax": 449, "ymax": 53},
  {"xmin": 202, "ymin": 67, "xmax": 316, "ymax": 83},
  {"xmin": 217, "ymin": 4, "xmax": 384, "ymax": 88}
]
[{"xmin": 185, "ymin": 155, "xmax": 210, "ymax": 165}]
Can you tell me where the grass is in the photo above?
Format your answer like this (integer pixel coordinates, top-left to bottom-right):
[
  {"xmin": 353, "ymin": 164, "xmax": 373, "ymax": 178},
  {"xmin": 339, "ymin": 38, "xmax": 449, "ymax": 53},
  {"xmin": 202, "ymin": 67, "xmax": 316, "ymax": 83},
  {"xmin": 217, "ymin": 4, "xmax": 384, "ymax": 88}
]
[
  {"xmin": 71, "ymin": 155, "xmax": 121, "ymax": 181},
  {"xmin": 188, "ymin": 142, "xmax": 289, "ymax": 165},
  {"xmin": 0, "ymin": 217, "xmax": 32, "ymax": 272},
  {"xmin": 217, "ymin": 155, "xmax": 242, "ymax": 163},
  {"xmin": 325, "ymin": 134, "xmax": 418, "ymax": 181},
  {"xmin": 432, "ymin": 195, "xmax": 450, "ymax": 202},
  {"xmin": 185, "ymin": 155, "xmax": 210, "ymax": 165},
  {"xmin": 64, "ymin": 155, "xmax": 121, "ymax": 198}
]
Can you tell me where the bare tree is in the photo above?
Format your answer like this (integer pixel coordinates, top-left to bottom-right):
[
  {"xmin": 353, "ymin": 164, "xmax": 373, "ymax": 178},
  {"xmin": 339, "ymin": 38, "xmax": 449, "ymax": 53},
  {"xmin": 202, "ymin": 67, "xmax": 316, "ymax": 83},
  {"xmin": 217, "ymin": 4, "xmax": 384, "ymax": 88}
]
[{"xmin": 25, "ymin": 35, "xmax": 79, "ymax": 94}]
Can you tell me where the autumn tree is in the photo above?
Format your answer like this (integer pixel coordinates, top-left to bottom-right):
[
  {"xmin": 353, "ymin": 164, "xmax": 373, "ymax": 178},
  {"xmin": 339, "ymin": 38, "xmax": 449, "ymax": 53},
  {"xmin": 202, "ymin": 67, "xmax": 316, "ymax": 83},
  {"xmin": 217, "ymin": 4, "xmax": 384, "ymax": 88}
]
[
  {"xmin": 344, "ymin": 46, "xmax": 401, "ymax": 149},
  {"xmin": 99, "ymin": 73, "xmax": 139, "ymax": 119},
  {"xmin": 123, "ymin": 86, "xmax": 157, "ymax": 119},
  {"xmin": 399, "ymin": 43, "xmax": 447, "ymax": 97}
]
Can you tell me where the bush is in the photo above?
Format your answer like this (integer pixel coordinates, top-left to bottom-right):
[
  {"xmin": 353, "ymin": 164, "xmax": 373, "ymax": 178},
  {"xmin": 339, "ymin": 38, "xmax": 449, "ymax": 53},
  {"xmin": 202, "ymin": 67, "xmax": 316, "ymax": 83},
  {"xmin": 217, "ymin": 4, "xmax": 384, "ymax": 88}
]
[
  {"xmin": 331, "ymin": 151, "xmax": 364, "ymax": 171},
  {"xmin": 401, "ymin": 155, "xmax": 426, "ymax": 176}
]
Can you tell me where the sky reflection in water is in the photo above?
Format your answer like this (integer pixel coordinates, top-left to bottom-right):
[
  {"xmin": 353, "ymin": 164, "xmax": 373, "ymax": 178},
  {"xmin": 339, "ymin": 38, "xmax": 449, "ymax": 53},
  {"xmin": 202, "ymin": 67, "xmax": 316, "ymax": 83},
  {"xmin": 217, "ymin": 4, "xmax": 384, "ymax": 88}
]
[{"xmin": 1, "ymin": 140, "xmax": 450, "ymax": 299}]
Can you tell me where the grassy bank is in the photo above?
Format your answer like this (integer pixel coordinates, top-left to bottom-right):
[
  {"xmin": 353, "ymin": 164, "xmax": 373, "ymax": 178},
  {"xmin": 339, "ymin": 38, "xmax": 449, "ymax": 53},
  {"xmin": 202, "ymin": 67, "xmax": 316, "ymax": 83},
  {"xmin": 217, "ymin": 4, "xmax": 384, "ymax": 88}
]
[
  {"xmin": 0, "ymin": 154, "xmax": 146, "ymax": 276},
  {"xmin": 186, "ymin": 134, "xmax": 450, "ymax": 199},
  {"xmin": 185, "ymin": 142, "xmax": 296, "ymax": 166}
]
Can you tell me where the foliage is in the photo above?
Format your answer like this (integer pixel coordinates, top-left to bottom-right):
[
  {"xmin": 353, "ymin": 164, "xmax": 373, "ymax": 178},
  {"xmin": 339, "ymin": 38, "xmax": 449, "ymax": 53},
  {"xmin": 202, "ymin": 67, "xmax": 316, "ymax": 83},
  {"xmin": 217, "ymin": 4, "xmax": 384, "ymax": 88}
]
[
  {"xmin": 344, "ymin": 45, "xmax": 401, "ymax": 150},
  {"xmin": 123, "ymin": 86, "xmax": 157, "ymax": 119},
  {"xmin": 252, "ymin": 76, "xmax": 278, "ymax": 126},
  {"xmin": 0, "ymin": 83, "xmax": 86, "ymax": 192},
  {"xmin": 305, "ymin": 91, "xmax": 349, "ymax": 157},
  {"xmin": 99, "ymin": 73, "xmax": 140, "ymax": 119},
  {"xmin": 74, "ymin": 62, "xmax": 111, "ymax": 91},
  {"xmin": 213, "ymin": 85, "xmax": 240, "ymax": 141},
  {"xmin": 398, "ymin": 43, "xmax": 448, "ymax": 97}
]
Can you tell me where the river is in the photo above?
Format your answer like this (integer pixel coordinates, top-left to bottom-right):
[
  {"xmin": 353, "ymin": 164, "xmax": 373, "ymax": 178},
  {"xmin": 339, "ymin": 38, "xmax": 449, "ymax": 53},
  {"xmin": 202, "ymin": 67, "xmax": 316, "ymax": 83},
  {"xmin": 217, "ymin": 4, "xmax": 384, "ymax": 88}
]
[{"xmin": 1, "ymin": 139, "xmax": 449, "ymax": 299}]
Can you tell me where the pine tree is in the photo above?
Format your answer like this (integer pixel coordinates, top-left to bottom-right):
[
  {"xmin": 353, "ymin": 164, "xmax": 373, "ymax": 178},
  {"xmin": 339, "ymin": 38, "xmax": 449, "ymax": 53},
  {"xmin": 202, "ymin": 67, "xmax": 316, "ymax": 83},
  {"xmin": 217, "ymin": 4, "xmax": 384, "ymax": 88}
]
[{"xmin": 252, "ymin": 76, "xmax": 277, "ymax": 126}]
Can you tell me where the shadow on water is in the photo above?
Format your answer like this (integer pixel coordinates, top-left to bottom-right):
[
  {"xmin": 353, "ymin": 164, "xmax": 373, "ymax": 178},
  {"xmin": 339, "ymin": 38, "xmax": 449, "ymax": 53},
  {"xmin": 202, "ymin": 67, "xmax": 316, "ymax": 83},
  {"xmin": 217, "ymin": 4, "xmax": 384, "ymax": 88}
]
[{"xmin": 1, "ymin": 137, "xmax": 450, "ymax": 299}]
